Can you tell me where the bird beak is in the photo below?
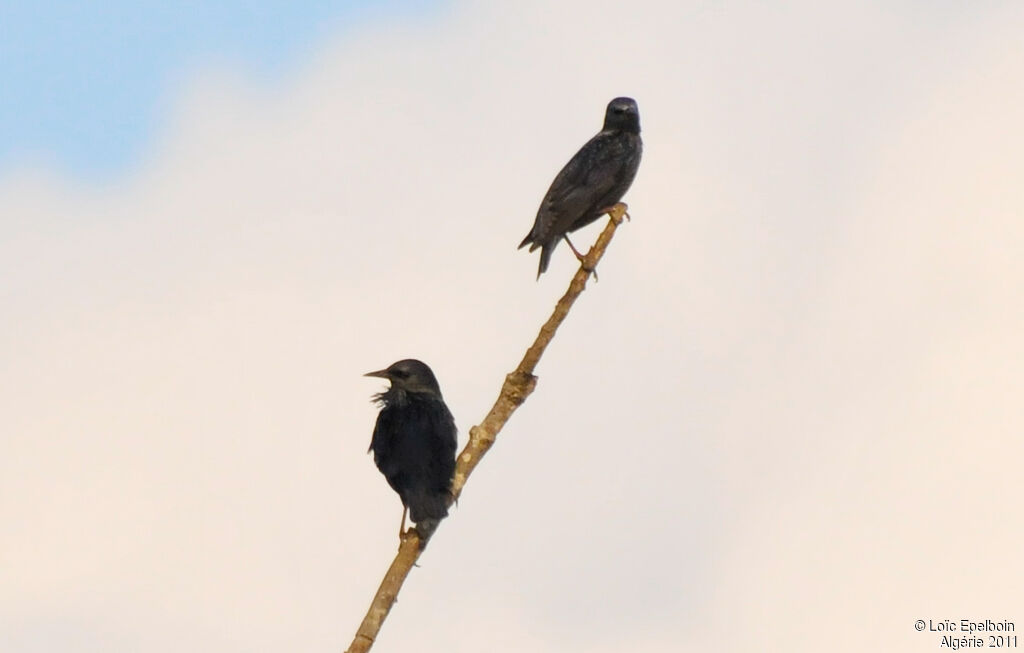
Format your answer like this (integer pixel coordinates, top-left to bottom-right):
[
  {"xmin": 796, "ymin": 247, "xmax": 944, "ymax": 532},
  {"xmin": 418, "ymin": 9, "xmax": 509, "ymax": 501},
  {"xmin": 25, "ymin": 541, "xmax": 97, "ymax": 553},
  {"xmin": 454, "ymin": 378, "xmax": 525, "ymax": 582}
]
[{"xmin": 363, "ymin": 369, "xmax": 390, "ymax": 379}]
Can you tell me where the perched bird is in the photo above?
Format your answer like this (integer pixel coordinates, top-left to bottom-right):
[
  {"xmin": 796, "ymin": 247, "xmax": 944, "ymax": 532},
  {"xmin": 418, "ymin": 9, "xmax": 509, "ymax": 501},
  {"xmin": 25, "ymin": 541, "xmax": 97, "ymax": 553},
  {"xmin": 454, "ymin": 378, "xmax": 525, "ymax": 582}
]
[
  {"xmin": 364, "ymin": 359, "xmax": 457, "ymax": 539},
  {"xmin": 519, "ymin": 96, "xmax": 643, "ymax": 278}
]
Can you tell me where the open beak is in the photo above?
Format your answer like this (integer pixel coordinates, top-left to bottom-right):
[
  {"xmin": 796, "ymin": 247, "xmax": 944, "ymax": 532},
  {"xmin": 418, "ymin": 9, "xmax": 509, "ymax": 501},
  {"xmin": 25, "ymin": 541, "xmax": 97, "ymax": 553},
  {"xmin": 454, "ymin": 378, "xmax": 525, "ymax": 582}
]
[{"xmin": 363, "ymin": 369, "xmax": 390, "ymax": 379}]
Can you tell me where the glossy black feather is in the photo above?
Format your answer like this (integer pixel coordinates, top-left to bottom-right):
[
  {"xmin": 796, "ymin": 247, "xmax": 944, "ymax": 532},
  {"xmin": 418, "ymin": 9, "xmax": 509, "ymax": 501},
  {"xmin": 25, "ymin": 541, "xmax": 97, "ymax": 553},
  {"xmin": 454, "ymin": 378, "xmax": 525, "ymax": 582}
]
[
  {"xmin": 367, "ymin": 359, "xmax": 457, "ymax": 528},
  {"xmin": 520, "ymin": 97, "xmax": 642, "ymax": 277}
]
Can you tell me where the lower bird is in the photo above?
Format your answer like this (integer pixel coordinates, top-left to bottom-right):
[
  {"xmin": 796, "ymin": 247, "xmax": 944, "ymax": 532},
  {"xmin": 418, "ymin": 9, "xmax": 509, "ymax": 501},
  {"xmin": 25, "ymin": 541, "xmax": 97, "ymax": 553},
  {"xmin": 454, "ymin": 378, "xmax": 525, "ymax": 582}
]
[
  {"xmin": 364, "ymin": 359, "xmax": 457, "ymax": 540},
  {"xmin": 519, "ymin": 96, "xmax": 643, "ymax": 278}
]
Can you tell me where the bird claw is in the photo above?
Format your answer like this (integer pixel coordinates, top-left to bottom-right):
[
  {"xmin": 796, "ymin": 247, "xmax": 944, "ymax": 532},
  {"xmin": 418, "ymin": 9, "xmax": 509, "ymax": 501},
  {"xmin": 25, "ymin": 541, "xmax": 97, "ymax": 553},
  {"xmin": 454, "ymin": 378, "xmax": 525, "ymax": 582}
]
[{"xmin": 600, "ymin": 202, "xmax": 630, "ymax": 224}]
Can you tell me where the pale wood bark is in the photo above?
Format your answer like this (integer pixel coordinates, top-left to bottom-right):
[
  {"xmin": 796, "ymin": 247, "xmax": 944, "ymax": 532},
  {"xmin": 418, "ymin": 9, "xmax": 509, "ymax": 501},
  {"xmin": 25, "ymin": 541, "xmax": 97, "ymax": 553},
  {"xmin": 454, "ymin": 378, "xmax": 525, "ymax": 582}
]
[{"xmin": 345, "ymin": 203, "xmax": 630, "ymax": 653}]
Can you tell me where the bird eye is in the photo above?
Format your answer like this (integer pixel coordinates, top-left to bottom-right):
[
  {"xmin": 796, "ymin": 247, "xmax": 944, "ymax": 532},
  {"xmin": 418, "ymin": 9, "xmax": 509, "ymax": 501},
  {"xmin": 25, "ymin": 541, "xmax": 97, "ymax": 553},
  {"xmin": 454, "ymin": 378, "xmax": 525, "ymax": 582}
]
[{"xmin": 391, "ymin": 369, "xmax": 408, "ymax": 379}]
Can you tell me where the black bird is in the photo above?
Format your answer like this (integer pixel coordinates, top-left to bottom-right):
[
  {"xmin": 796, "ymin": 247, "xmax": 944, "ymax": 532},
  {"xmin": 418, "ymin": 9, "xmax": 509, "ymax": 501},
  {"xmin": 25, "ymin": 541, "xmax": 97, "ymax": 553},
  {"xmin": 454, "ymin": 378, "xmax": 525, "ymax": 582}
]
[
  {"xmin": 364, "ymin": 359, "xmax": 457, "ymax": 539},
  {"xmin": 519, "ymin": 96, "xmax": 643, "ymax": 278}
]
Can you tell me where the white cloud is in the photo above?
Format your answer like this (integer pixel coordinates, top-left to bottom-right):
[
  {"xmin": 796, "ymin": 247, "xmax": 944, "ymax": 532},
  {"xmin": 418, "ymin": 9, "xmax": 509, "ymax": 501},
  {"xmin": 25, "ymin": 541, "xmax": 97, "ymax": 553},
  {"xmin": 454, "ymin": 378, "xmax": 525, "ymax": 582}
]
[{"xmin": 2, "ymin": 1, "xmax": 1022, "ymax": 651}]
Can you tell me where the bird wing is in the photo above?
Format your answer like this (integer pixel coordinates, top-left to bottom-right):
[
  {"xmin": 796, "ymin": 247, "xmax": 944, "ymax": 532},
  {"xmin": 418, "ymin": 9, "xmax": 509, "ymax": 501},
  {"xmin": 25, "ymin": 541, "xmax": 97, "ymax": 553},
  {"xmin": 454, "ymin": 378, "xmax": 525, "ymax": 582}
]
[
  {"xmin": 423, "ymin": 401, "xmax": 458, "ymax": 492},
  {"xmin": 531, "ymin": 132, "xmax": 626, "ymax": 242},
  {"xmin": 371, "ymin": 399, "xmax": 456, "ymax": 495}
]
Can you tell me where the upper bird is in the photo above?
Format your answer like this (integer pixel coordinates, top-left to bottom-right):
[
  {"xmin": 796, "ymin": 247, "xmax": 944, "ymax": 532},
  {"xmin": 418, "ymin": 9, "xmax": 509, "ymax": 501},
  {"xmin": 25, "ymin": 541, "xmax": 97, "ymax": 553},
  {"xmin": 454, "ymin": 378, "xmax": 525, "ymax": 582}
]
[
  {"xmin": 519, "ymin": 96, "xmax": 642, "ymax": 278},
  {"xmin": 365, "ymin": 359, "xmax": 457, "ymax": 540}
]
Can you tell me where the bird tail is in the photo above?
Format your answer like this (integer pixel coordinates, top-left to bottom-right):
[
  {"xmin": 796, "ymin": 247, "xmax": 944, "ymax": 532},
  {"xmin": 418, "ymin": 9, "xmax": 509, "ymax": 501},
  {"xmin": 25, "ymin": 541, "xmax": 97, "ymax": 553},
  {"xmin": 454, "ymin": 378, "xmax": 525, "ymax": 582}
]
[
  {"xmin": 414, "ymin": 518, "xmax": 440, "ymax": 543},
  {"xmin": 536, "ymin": 244, "xmax": 554, "ymax": 278},
  {"xmin": 408, "ymin": 490, "xmax": 450, "ymax": 525},
  {"xmin": 520, "ymin": 231, "xmax": 552, "ymax": 279},
  {"xmin": 518, "ymin": 231, "xmax": 538, "ymax": 251},
  {"xmin": 409, "ymin": 491, "xmax": 449, "ymax": 545}
]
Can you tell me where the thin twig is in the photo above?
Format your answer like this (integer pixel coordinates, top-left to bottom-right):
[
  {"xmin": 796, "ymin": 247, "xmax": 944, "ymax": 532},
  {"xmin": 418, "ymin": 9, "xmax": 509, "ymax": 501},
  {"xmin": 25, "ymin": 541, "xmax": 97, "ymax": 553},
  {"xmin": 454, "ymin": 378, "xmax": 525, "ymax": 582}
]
[{"xmin": 344, "ymin": 203, "xmax": 629, "ymax": 653}]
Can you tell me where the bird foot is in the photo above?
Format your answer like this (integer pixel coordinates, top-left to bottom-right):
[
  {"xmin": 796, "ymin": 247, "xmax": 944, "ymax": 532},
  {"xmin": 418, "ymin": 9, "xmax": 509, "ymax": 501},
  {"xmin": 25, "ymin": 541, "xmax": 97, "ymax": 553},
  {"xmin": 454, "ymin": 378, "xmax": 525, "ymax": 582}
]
[
  {"xmin": 599, "ymin": 202, "xmax": 630, "ymax": 224},
  {"xmin": 563, "ymin": 235, "xmax": 599, "ymax": 281},
  {"xmin": 399, "ymin": 526, "xmax": 425, "ymax": 554}
]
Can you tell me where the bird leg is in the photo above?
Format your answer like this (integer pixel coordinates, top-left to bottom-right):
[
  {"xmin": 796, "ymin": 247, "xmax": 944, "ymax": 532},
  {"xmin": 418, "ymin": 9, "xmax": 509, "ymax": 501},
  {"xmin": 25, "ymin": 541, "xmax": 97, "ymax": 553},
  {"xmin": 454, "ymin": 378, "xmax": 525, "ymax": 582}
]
[
  {"xmin": 398, "ymin": 506, "xmax": 408, "ymax": 538},
  {"xmin": 563, "ymin": 234, "xmax": 586, "ymax": 260},
  {"xmin": 563, "ymin": 235, "xmax": 598, "ymax": 281}
]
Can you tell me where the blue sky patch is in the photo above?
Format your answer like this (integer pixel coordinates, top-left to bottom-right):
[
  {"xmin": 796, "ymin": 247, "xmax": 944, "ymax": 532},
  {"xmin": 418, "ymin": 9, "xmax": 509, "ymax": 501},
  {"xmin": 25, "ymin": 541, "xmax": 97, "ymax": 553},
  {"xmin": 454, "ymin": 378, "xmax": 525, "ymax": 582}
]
[{"xmin": 0, "ymin": 1, "xmax": 441, "ymax": 181}]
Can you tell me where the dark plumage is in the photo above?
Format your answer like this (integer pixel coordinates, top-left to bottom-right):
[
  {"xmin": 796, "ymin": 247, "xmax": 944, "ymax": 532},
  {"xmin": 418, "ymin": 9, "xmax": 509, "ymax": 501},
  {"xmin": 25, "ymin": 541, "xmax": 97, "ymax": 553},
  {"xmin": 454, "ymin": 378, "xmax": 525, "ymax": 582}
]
[
  {"xmin": 519, "ymin": 96, "xmax": 643, "ymax": 277},
  {"xmin": 365, "ymin": 359, "xmax": 457, "ymax": 538}
]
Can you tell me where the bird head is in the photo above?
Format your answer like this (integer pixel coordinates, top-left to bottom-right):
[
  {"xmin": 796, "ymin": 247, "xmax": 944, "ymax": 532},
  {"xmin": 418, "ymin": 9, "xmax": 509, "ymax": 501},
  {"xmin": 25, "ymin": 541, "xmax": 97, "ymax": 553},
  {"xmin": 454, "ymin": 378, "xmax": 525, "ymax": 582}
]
[
  {"xmin": 603, "ymin": 97, "xmax": 640, "ymax": 134},
  {"xmin": 364, "ymin": 359, "xmax": 443, "ymax": 397}
]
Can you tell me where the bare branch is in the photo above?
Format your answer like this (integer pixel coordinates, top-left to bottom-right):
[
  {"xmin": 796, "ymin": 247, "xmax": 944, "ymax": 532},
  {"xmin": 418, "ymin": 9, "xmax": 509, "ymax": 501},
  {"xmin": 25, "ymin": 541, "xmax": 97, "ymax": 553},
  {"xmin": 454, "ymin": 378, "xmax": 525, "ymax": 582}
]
[{"xmin": 344, "ymin": 203, "xmax": 630, "ymax": 653}]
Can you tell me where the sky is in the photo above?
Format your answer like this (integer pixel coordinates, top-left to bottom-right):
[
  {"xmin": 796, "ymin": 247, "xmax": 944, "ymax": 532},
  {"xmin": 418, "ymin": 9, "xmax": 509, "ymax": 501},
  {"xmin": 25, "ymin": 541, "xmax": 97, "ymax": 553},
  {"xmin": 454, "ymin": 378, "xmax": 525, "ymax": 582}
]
[
  {"xmin": 0, "ymin": 0, "xmax": 440, "ymax": 179},
  {"xmin": 2, "ymin": 2, "xmax": 1023, "ymax": 652}
]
